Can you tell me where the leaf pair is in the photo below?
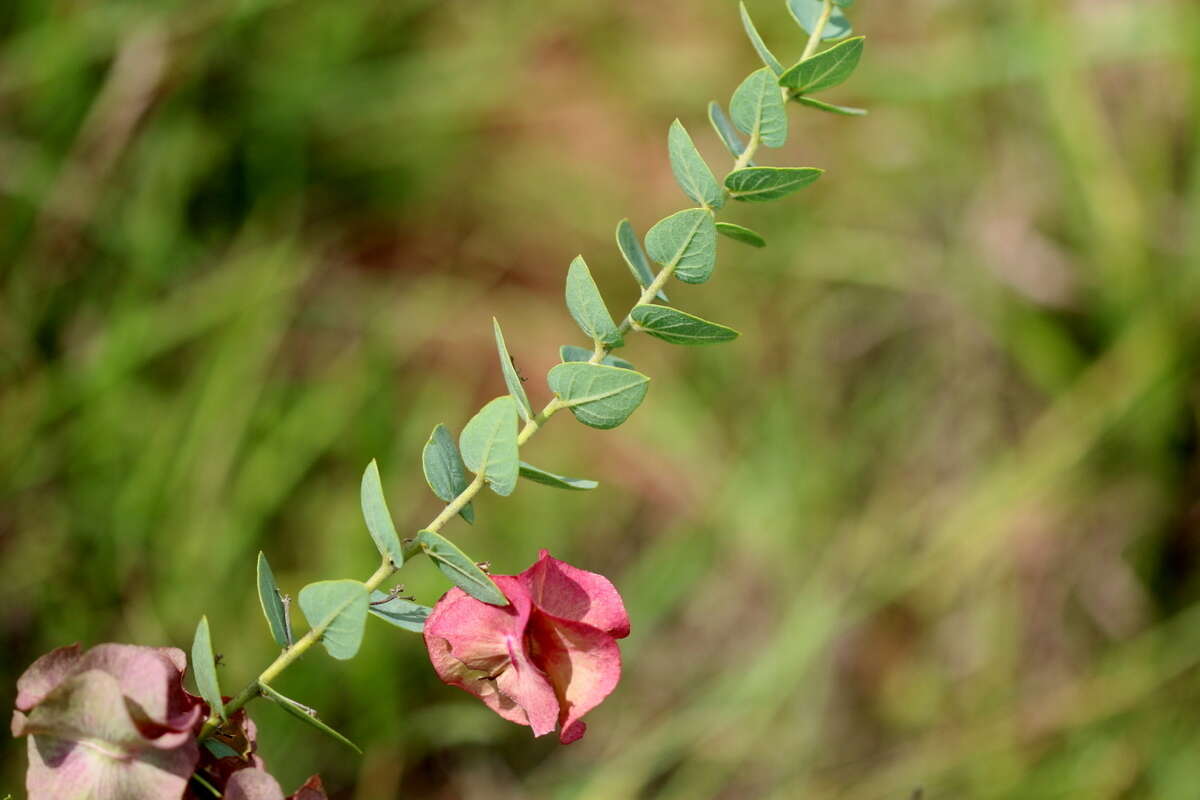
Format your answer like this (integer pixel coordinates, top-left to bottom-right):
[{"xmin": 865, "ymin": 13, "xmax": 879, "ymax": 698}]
[{"xmin": 740, "ymin": 2, "xmax": 867, "ymax": 116}]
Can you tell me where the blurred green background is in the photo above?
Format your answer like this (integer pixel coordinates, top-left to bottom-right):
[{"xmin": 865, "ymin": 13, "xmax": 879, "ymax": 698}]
[{"xmin": 3, "ymin": 0, "xmax": 1199, "ymax": 797}]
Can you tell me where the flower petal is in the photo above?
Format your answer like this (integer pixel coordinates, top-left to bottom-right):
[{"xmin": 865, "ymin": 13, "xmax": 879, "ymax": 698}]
[
  {"xmin": 15, "ymin": 644, "xmax": 83, "ymax": 711},
  {"xmin": 527, "ymin": 613, "xmax": 623, "ymax": 744},
  {"xmin": 224, "ymin": 768, "xmax": 285, "ymax": 800},
  {"xmin": 424, "ymin": 577, "xmax": 559, "ymax": 737},
  {"xmin": 17, "ymin": 670, "xmax": 198, "ymax": 800},
  {"xmin": 288, "ymin": 775, "xmax": 329, "ymax": 800},
  {"xmin": 520, "ymin": 550, "xmax": 630, "ymax": 638}
]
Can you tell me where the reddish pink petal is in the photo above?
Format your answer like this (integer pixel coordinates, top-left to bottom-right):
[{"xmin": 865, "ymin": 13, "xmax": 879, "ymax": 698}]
[
  {"xmin": 520, "ymin": 550, "xmax": 630, "ymax": 638},
  {"xmin": 424, "ymin": 577, "xmax": 559, "ymax": 737},
  {"xmin": 527, "ymin": 613, "xmax": 623, "ymax": 744},
  {"xmin": 288, "ymin": 774, "xmax": 329, "ymax": 800}
]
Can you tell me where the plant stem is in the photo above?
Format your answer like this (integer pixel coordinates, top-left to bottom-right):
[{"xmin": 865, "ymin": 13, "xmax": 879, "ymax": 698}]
[
  {"xmin": 199, "ymin": 10, "xmax": 833, "ymax": 738},
  {"xmin": 801, "ymin": 0, "xmax": 834, "ymax": 61},
  {"xmin": 197, "ymin": 557, "xmax": 397, "ymax": 741}
]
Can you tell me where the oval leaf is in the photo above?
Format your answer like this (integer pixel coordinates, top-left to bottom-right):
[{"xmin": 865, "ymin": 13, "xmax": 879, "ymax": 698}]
[
  {"xmin": 739, "ymin": 2, "xmax": 783, "ymax": 75},
  {"xmin": 615, "ymin": 219, "xmax": 668, "ymax": 302},
  {"xmin": 256, "ymin": 551, "xmax": 291, "ymax": 648},
  {"xmin": 708, "ymin": 101, "xmax": 749, "ymax": 162},
  {"xmin": 361, "ymin": 459, "xmax": 404, "ymax": 567},
  {"xmin": 725, "ymin": 166, "xmax": 823, "ymax": 202},
  {"xmin": 417, "ymin": 529, "xmax": 507, "ymax": 605},
  {"xmin": 730, "ymin": 67, "xmax": 787, "ymax": 148},
  {"xmin": 668, "ymin": 119, "xmax": 723, "ymax": 210},
  {"xmin": 715, "ymin": 222, "xmax": 767, "ymax": 248},
  {"xmin": 519, "ymin": 461, "xmax": 599, "ymax": 490},
  {"xmin": 493, "ymin": 318, "xmax": 534, "ymax": 422},
  {"xmin": 368, "ymin": 590, "xmax": 432, "ymax": 633},
  {"xmin": 559, "ymin": 344, "xmax": 636, "ymax": 370},
  {"xmin": 422, "ymin": 424, "xmax": 475, "ymax": 524},
  {"xmin": 258, "ymin": 682, "xmax": 361, "ymax": 754},
  {"xmin": 794, "ymin": 95, "xmax": 867, "ymax": 116},
  {"xmin": 459, "ymin": 396, "xmax": 520, "ymax": 497},
  {"xmin": 547, "ymin": 362, "xmax": 650, "ymax": 430},
  {"xmin": 787, "ymin": 0, "xmax": 853, "ymax": 40},
  {"xmin": 779, "ymin": 37, "xmax": 865, "ymax": 93},
  {"xmin": 565, "ymin": 256, "xmax": 623, "ymax": 348},
  {"xmin": 191, "ymin": 616, "xmax": 225, "ymax": 721},
  {"xmin": 298, "ymin": 580, "xmax": 370, "ymax": 661},
  {"xmin": 645, "ymin": 208, "xmax": 718, "ymax": 285},
  {"xmin": 631, "ymin": 305, "xmax": 740, "ymax": 345}
]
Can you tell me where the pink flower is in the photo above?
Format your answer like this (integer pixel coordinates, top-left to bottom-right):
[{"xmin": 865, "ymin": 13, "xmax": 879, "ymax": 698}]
[
  {"xmin": 423, "ymin": 550, "xmax": 630, "ymax": 744},
  {"xmin": 11, "ymin": 643, "xmax": 203, "ymax": 800}
]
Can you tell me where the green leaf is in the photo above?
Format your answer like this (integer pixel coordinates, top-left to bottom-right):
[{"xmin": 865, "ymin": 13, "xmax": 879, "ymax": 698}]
[
  {"xmin": 256, "ymin": 551, "xmax": 291, "ymax": 648},
  {"xmin": 615, "ymin": 219, "xmax": 668, "ymax": 302},
  {"xmin": 565, "ymin": 256, "xmax": 623, "ymax": 349},
  {"xmin": 787, "ymin": 0, "xmax": 853, "ymax": 40},
  {"xmin": 368, "ymin": 590, "xmax": 432, "ymax": 632},
  {"xmin": 416, "ymin": 529, "xmax": 507, "ymax": 605},
  {"xmin": 715, "ymin": 222, "xmax": 767, "ymax": 248},
  {"xmin": 459, "ymin": 396, "xmax": 520, "ymax": 497},
  {"xmin": 631, "ymin": 305, "xmax": 740, "ymax": 345},
  {"xmin": 191, "ymin": 616, "xmax": 224, "ymax": 721},
  {"xmin": 725, "ymin": 166, "xmax": 824, "ymax": 202},
  {"xmin": 739, "ymin": 2, "xmax": 783, "ymax": 75},
  {"xmin": 779, "ymin": 37, "xmax": 865, "ymax": 93},
  {"xmin": 559, "ymin": 344, "xmax": 636, "ymax": 370},
  {"xmin": 645, "ymin": 208, "xmax": 718, "ymax": 285},
  {"xmin": 360, "ymin": 459, "xmax": 404, "ymax": 567},
  {"xmin": 667, "ymin": 120, "xmax": 723, "ymax": 210},
  {"xmin": 793, "ymin": 95, "xmax": 867, "ymax": 116},
  {"xmin": 493, "ymin": 318, "xmax": 533, "ymax": 423},
  {"xmin": 422, "ymin": 424, "xmax": 475, "ymax": 524},
  {"xmin": 519, "ymin": 461, "xmax": 598, "ymax": 490},
  {"xmin": 547, "ymin": 362, "xmax": 650, "ymax": 430},
  {"xmin": 730, "ymin": 67, "xmax": 787, "ymax": 148},
  {"xmin": 298, "ymin": 580, "xmax": 370, "ymax": 661},
  {"xmin": 258, "ymin": 681, "xmax": 361, "ymax": 754},
  {"xmin": 834, "ymin": 0, "xmax": 854, "ymax": 6},
  {"xmin": 708, "ymin": 101, "xmax": 749, "ymax": 162}
]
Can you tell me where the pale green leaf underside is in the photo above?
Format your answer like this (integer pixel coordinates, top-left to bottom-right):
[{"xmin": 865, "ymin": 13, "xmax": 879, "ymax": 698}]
[
  {"xmin": 368, "ymin": 590, "xmax": 432, "ymax": 632},
  {"xmin": 422, "ymin": 424, "xmax": 475, "ymax": 524},
  {"xmin": 739, "ymin": 2, "xmax": 783, "ymax": 75},
  {"xmin": 787, "ymin": 0, "xmax": 853, "ymax": 40},
  {"xmin": 645, "ymin": 208, "xmax": 718, "ymax": 285},
  {"xmin": 417, "ymin": 529, "xmax": 507, "ymax": 605},
  {"xmin": 708, "ymin": 101, "xmax": 749, "ymax": 162},
  {"xmin": 731, "ymin": 67, "xmax": 787, "ymax": 148},
  {"xmin": 793, "ymin": 95, "xmax": 867, "ymax": 116},
  {"xmin": 256, "ymin": 551, "xmax": 290, "ymax": 648},
  {"xmin": 519, "ymin": 461, "xmax": 599, "ymax": 490},
  {"xmin": 715, "ymin": 222, "xmax": 767, "ymax": 247},
  {"xmin": 259, "ymin": 681, "xmax": 361, "ymax": 753},
  {"xmin": 725, "ymin": 166, "xmax": 823, "ymax": 202},
  {"xmin": 298, "ymin": 579, "xmax": 370, "ymax": 661},
  {"xmin": 493, "ymin": 318, "xmax": 533, "ymax": 422},
  {"xmin": 615, "ymin": 219, "xmax": 668, "ymax": 302},
  {"xmin": 668, "ymin": 119, "xmax": 723, "ymax": 209},
  {"xmin": 560, "ymin": 344, "xmax": 636, "ymax": 370},
  {"xmin": 459, "ymin": 396, "xmax": 519, "ymax": 497},
  {"xmin": 779, "ymin": 37, "xmax": 865, "ymax": 94},
  {"xmin": 547, "ymin": 362, "xmax": 650, "ymax": 430},
  {"xmin": 631, "ymin": 304, "xmax": 740, "ymax": 345},
  {"xmin": 361, "ymin": 459, "xmax": 404, "ymax": 567},
  {"xmin": 191, "ymin": 616, "xmax": 224, "ymax": 721},
  {"xmin": 565, "ymin": 256, "xmax": 623, "ymax": 348}
]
